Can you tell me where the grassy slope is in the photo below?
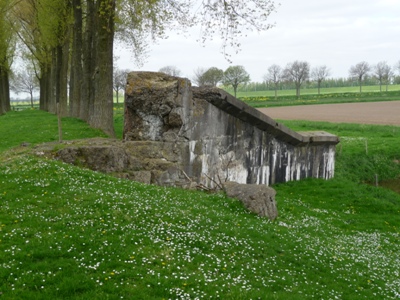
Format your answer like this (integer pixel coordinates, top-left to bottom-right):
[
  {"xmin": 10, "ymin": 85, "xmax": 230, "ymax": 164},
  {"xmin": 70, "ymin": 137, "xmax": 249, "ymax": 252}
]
[{"xmin": 0, "ymin": 110, "xmax": 400, "ymax": 299}]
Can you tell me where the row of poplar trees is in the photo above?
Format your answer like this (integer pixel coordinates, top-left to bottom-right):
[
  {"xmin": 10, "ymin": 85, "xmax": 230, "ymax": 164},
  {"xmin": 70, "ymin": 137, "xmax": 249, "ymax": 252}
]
[{"xmin": 0, "ymin": 0, "xmax": 278, "ymax": 137}]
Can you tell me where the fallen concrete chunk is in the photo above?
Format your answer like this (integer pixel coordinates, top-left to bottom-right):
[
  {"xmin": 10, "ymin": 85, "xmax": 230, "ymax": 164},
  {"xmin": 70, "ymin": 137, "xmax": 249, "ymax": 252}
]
[{"xmin": 223, "ymin": 181, "xmax": 278, "ymax": 220}]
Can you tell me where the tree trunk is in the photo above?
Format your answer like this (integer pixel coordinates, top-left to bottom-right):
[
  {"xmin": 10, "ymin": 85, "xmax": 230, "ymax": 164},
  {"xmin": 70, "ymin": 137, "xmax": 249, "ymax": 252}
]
[
  {"xmin": 88, "ymin": 0, "xmax": 115, "ymax": 137},
  {"xmin": 70, "ymin": 0, "xmax": 83, "ymax": 118},
  {"xmin": 81, "ymin": 0, "xmax": 95, "ymax": 122},
  {"xmin": 47, "ymin": 48, "xmax": 57, "ymax": 114},
  {"xmin": 233, "ymin": 84, "xmax": 238, "ymax": 98},
  {"xmin": 60, "ymin": 31, "xmax": 70, "ymax": 117},
  {"xmin": 56, "ymin": 43, "xmax": 63, "ymax": 142},
  {"xmin": 39, "ymin": 62, "xmax": 52, "ymax": 112},
  {"xmin": 4, "ymin": 70, "xmax": 10, "ymax": 112},
  {"xmin": 296, "ymin": 83, "xmax": 300, "ymax": 99},
  {"xmin": 0, "ymin": 67, "xmax": 11, "ymax": 114},
  {"xmin": 30, "ymin": 91, "xmax": 34, "ymax": 108},
  {"xmin": 46, "ymin": 63, "xmax": 53, "ymax": 112},
  {"xmin": 274, "ymin": 83, "xmax": 278, "ymax": 100},
  {"xmin": 55, "ymin": 45, "xmax": 62, "ymax": 108},
  {"xmin": 0, "ymin": 67, "xmax": 7, "ymax": 114},
  {"xmin": 39, "ymin": 71, "xmax": 46, "ymax": 111}
]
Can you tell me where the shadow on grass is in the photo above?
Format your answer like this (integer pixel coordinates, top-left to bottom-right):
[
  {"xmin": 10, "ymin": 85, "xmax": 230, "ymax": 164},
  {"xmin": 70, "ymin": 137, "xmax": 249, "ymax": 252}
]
[{"xmin": 376, "ymin": 179, "xmax": 400, "ymax": 194}]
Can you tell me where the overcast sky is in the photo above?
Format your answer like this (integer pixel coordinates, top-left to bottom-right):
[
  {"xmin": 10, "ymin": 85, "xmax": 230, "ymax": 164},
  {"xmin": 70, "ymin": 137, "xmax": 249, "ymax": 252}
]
[{"xmin": 116, "ymin": 0, "xmax": 400, "ymax": 83}]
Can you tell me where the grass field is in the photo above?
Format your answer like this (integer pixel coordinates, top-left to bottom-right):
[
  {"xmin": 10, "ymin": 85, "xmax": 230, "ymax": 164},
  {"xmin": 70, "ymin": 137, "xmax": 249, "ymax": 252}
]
[
  {"xmin": 0, "ymin": 110, "xmax": 400, "ymax": 299},
  {"xmin": 228, "ymin": 84, "xmax": 400, "ymax": 98}
]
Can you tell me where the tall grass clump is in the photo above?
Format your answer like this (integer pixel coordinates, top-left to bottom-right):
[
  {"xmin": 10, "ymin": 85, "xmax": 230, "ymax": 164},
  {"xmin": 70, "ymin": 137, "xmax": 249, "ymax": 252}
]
[{"xmin": 0, "ymin": 110, "xmax": 399, "ymax": 299}]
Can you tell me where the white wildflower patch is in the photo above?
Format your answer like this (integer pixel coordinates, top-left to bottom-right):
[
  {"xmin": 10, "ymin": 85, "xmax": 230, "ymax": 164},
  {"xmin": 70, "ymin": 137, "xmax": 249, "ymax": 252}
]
[{"xmin": 0, "ymin": 156, "xmax": 399, "ymax": 299}]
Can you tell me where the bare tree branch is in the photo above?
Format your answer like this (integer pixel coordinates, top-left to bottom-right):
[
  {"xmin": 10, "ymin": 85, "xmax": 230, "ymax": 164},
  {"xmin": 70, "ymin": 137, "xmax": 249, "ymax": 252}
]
[
  {"xmin": 373, "ymin": 61, "xmax": 392, "ymax": 92},
  {"xmin": 264, "ymin": 64, "xmax": 282, "ymax": 100},
  {"xmin": 311, "ymin": 65, "xmax": 331, "ymax": 95}
]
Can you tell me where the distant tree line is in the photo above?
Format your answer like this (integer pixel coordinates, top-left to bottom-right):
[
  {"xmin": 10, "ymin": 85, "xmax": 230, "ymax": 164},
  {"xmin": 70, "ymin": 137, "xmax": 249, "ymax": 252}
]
[
  {"xmin": 161, "ymin": 60, "xmax": 400, "ymax": 100},
  {"xmin": 260, "ymin": 60, "xmax": 400, "ymax": 98},
  {"xmin": 241, "ymin": 74, "xmax": 399, "ymax": 94}
]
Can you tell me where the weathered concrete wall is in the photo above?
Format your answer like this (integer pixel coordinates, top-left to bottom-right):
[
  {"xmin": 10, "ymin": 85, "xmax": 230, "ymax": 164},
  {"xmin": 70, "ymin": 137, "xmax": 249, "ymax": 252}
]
[{"xmin": 123, "ymin": 71, "xmax": 339, "ymax": 187}]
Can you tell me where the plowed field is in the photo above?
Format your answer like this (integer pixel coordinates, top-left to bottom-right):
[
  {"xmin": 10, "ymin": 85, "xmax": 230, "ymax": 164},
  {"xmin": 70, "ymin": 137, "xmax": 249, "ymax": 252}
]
[{"xmin": 258, "ymin": 101, "xmax": 400, "ymax": 126}]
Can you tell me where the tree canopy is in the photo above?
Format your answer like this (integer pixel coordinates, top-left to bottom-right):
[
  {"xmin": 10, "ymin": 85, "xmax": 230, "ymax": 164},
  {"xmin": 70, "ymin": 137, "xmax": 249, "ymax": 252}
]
[
  {"xmin": 193, "ymin": 67, "xmax": 224, "ymax": 87},
  {"xmin": 283, "ymin": 61, "xmax": 310, "ymax": 98},
  {"xmin": 223, "ymin": 65, "xmax": 250, "ymax": 97},
  {"xmin": 311, "ymin": 65, "xmax": 330, "ymax": 95},
  {"xmin": 159, "ymin": 66, "xmax": 181, "ymax": 77},
  {"xmin": 373, "ymin": 61, "xmax": 392, "ymax": 92},
  {"xmin": 11, "ymin": 65, "xmax": 39, "ymax": 107},
  {"xmin": 203, "ymin": 67, "xmax": 224, "ymax": 87}
]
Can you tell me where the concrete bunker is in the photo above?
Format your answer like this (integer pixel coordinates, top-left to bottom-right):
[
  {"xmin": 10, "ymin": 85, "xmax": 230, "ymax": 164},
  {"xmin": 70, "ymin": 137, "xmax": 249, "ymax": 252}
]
[{"xmin": 123, "ymin": 71, "xmax": 339, "ymax": 188}]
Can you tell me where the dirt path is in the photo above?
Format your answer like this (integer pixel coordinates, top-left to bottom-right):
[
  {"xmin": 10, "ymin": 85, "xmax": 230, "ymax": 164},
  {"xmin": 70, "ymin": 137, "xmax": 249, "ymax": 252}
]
[{"xmin": 258, "ymin": 101, "xmax": 400, "ymax": 126}]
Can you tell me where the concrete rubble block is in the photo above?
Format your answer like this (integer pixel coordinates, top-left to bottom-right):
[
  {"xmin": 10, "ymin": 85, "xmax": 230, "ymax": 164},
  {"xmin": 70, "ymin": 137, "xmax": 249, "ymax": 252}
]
[
  {"xmin": 57, "ymin": 145, "xmax": 132, "ymax": 173},
  {"xmin": 124, "ymin": 71, "xmax": 192, "ymax": 142},
  {"xmin": 223, "ymin": 181, "xmax": 278, "ymax": 220}
]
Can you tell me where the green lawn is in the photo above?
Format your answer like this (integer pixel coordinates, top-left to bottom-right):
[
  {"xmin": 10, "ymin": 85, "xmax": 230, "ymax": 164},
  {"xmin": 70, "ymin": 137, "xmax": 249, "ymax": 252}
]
[{"xmin": 0, "ymin": 110, "xmax": 399, "ymax": 299}]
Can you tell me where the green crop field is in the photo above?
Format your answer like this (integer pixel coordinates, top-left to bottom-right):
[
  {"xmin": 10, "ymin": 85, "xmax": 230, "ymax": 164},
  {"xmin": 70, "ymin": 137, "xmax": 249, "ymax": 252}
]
[
  {"xmin": 243, "ymin": 91, "xmax": 400, "ymax": 108},
  {"xmin": 228, "ymin": 84, "xmax": 400, "ymax": 98},
  {"xmin": 221, "ymin": 85, "xmax": 400, "ymax": 108},
  {"xmin": 1, "ymin": 110, "xmax": 400, "ymax": 299}
]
